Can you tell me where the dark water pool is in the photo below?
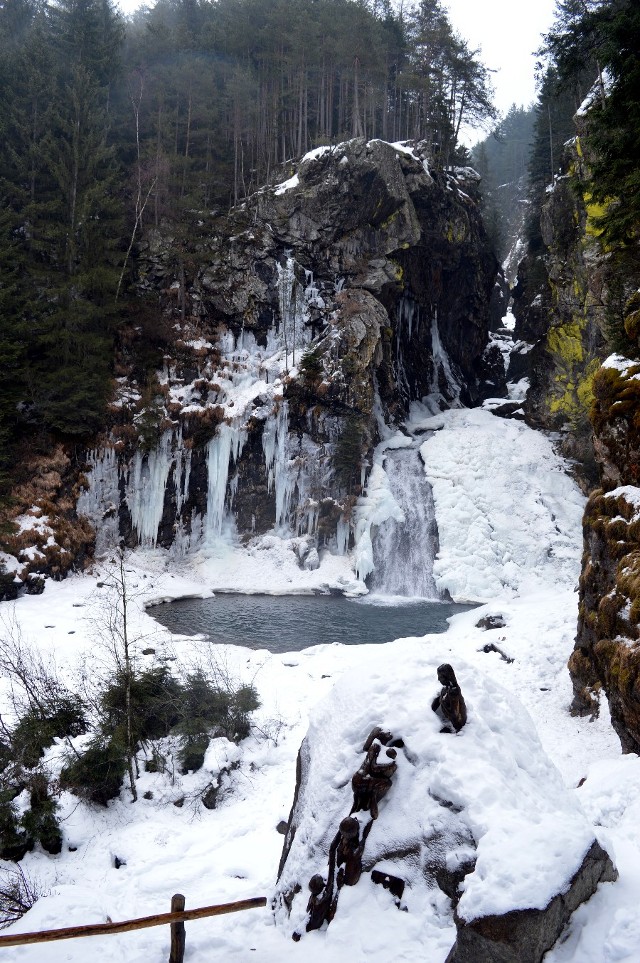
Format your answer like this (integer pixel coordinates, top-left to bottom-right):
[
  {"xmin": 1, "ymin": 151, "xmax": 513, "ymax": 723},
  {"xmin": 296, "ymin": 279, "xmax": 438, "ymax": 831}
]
[{"xmin": 147, "ymin": 594, "xmax": 475, "ymax": 653}]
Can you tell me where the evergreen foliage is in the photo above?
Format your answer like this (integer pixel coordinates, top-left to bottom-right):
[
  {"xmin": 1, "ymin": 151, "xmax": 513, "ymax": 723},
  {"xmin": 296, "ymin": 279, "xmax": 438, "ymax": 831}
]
[
  {"xmin": 20, "ymin": 773, "xmax": 62, "ymax": 855},
  {"xmin": 0, "ymin": 0, "xmax": 125, "ymax": 475},
  {"xmin": 100, "ymin": 665, "xmax": 182, "ymax": 745},
  {"xmin": 540, "ymin": 0, "xmax": 640, "ymax": 252},
  {"xmin": 61, "ymin": 667, "xmax": 260, "ymax": 803},
  {"xmin": 0, "ymin": 790, "xmax": 32, "ymax": 862},
  {"xmin": 0, "ymin": 0, "xmax": 497, "ymax": 497},
  {"xmin": 11, "ymin": 697, "xmax": 86, "ymax": 770},
  {"xmin": 60, "ymin": 735, "xmax": 129, "ymax": 806},
  {"xmin": 536, "ymin": 0, "xmax": 640, "ymax": 349},
  {"xmin": 583, "ymin": 0, "xmax": 640, "ymax": 251}
]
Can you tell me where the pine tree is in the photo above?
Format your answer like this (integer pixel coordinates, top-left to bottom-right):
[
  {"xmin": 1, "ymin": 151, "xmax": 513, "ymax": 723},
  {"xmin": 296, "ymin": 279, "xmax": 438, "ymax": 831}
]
[
  {"xmin": 1, "ymin": 0, "xmax": 126, "ymax": 437},
  {"xmin": 586, "ymin": 0, "xmax": 640, "ymax": 250},
  {"xmin": 541, "ymin": 0, "xmax": 640, "ymax": 256}
]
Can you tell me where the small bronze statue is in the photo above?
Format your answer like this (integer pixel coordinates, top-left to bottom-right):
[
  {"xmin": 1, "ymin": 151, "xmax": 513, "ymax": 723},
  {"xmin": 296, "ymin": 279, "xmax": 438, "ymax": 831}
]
[
  {"xmin": 351, "ymin": 742, "xmax": 397, "ymax": 819},
  {"xmin": 432, "ymin": 663, "xmax": 467, "ymax": 732},
  {"xmin": 332, "ymin": 815, "xmax": 372, "ymax": 888},
  {"xmin": 295, "ymin": 725, "xmax": 404, "ymax": 938},
  {"xmin": 362, "ymin": 726, "xmax": 404, "ymax": 751},
  {"xmin": 304, "ymin": 872, "xmax": 335, "ymax": 932}
]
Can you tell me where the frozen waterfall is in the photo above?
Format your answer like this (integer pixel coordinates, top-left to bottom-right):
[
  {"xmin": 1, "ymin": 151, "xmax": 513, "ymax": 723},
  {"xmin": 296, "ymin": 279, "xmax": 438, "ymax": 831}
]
[
  {"xmin": 368, "ymin": 448, "xmax": 442, "ymax": 598},
  {"xmin": 204, "ymin": 421, "xmax": 247, "ymax": 541}
]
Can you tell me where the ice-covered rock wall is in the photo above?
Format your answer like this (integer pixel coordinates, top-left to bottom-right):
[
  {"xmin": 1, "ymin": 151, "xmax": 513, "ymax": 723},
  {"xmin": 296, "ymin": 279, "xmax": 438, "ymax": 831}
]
[{"xmin": 73, "ymin": 139, "xmax": 499, "ymax": 582}]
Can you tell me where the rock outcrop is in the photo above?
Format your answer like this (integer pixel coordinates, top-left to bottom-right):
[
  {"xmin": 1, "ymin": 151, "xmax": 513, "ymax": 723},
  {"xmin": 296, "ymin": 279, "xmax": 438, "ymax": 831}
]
[
  {"xmin": 446, "ymin": 840, "xmax": 617, "ymax": 963},
  {"xmin": 511, "ymin": 139, "xmax": 607, "ymax": 486},
  {"xmin": 0, "ymin": 446, "xmax": 95, "ymax": 599},
  {"xmin": 58, "ymin": 139, "xmax": 498, "ymax": 569},
  {"xmin": 274, "ymin": 645, "xmax": 616, "ymax": 959},
  {"xmin": 569, "ymin": 357, "xmax": 640, "ymax": 748}
]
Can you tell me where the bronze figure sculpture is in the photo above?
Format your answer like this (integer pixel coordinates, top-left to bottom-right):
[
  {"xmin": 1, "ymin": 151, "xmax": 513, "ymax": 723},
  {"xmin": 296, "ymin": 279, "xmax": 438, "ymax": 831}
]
[{"xmin": 432, "ymin": 663, "xmax": 467, "ymax": 732}]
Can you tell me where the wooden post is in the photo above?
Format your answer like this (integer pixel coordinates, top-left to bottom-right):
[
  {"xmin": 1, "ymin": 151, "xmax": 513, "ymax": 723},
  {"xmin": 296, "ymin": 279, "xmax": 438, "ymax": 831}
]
[{"xmin": 169, "ymin": 894, "xmax": 185, "ymax": 963}]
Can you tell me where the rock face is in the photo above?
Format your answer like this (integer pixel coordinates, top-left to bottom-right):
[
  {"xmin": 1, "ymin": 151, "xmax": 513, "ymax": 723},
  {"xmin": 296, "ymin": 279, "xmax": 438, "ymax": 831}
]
[
  {"xmin": 510, "ymin": 113, "xmax": 640, "ymax": 756},
  {"xmin": 273, "ymin": 645, "xmax": 615, "ymax": 957},
  {"xmin": 69, "ymin": 139, "xmax": 497, "ymax": 565},
  {"xmin": 569, "ymin": 357, "xmax": 640, "ymax": 748},
  {"xmin": 446, "ymin": 841, "xmax": 616, "ymax": 963},
  {"xmin": 512, "ymin": 150, "xmax": 606, "ymax": 486}
]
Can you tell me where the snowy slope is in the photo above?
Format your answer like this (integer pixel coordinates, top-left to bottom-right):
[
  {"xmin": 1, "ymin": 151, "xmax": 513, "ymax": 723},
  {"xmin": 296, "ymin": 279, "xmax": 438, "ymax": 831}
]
[{"xmin": 0, "ymin": 408, "xmax": 638, "ymax": 963}]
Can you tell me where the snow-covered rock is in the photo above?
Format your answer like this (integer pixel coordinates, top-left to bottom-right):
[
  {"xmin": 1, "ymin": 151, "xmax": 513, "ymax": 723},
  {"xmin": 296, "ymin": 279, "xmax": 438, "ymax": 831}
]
[{"xmin": 274, "ymin": 647, "xmax": 616, "ymax": 960}]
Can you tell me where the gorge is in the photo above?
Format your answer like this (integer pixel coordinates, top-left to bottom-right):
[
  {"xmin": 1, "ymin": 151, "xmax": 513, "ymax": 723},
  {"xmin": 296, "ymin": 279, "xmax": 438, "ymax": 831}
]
[
  {"xmin": 3, "ymin": 0, "xmax": 640, "ymax": 958},
  {"xmin": 0, "ymin": 132, "xmax": 630, "ymax": 963}
]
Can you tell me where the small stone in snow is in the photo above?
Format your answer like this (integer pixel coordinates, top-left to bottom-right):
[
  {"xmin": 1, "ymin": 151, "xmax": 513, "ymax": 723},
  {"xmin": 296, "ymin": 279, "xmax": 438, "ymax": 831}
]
[{"xmin": 476, "ymin": 615, "xmax": 507, "ymax": 630}]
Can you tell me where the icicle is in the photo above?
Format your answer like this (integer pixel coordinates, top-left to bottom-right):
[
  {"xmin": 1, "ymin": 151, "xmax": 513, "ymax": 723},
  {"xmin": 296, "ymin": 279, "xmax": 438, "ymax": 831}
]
[
  {"xmin": 430, "ymin": 308, "xmax": 462, "ymax": 405},
  {"xmin": 172, "ymin": 425, "xmax": 192, "ymax": 516},
  {"xmin": 304, "ymin": 268, "xmax": 325, "ymax": 311},
  {"xmin": 399, "ymin": 296, "xmax": 416, "ymax": 341},
  {"xmin": 262, "ymin": 409, "xmax": 280, "ymax": 493},
  {"xmin": 336, "ymin": 515, "xmax": 350, "ymax": 555},
  {"xmin": 303, "ymin": 499, "xmax": 319, "ymax": 536},
  {"xmin": 277, "ymin": 254, "xmax": 297, "ymax": 361},
  {"xmin": 76, "ymin": 447, "xmax": 121, "ymax": 554},
  {"xmin": 276, "ymin": 254, "xmax": 317, "ymax": 365},
  {"xmin": 261, "ymin": 401, "xmax": 297, "ymax": 531},
  {"xmin": 205, "ymin": 420, "xmax": 248, "ymax": 540},
  {"xmin": 126, "ymin": 431, "xmax": 174, "ymax": 547}
]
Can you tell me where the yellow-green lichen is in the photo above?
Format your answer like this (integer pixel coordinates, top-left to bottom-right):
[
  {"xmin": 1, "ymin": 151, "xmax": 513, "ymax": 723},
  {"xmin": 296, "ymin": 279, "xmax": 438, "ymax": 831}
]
[
  {"xmin": 380, "ymin": 208, "xmax": 399, "ymax": 230},
  {"xmin": 446, "ymin": 219, "xmax": 467, "ymax": 243},
  {"xmin": 546, "ymin": 321, "xmax": 600, "ymax": 422},
  {"xmin": 547, "ymin": 322, "xmax": 584, "ymax": 365},
  {"xmin": 583, "ymin": 190, "xmax": 609, "ymax": 238}
]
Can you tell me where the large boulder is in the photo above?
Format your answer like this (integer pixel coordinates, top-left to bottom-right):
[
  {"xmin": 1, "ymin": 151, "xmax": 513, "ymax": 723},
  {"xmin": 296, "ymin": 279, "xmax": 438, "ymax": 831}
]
[
  {"xmin": 447, "ymin": 839, "xmax": 616, "ymax": 963},
  {"xmin": 274, "ymin": 642, "xmax": 616, "ymax": 960}
]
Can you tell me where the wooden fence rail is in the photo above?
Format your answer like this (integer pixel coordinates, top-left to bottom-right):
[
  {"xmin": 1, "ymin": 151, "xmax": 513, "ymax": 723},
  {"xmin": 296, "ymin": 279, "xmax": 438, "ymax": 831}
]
[{"xmin": 0, "ymin": 894, "xmax": 267, "ymax": 961}]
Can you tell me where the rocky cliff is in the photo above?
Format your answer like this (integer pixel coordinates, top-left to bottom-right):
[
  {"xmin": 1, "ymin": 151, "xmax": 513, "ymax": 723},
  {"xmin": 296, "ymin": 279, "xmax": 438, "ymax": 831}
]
[
  {"xmin": 511, "ymin": 136, "xmax": 607, "ymax": 486},
  {"xmin": 1, "ymin": 138, "xmax": 498, "ymax": 589},
  {"xmin": 509, "ymin": 117, "xmax": 640, "ymax": 752},
  {"xmin": 569, "ymin": 354, "xmax": 640, "ymax": 749},
  {"xmin": 515, "ymin": 126, "xmax": 640, "ymax": 753}
]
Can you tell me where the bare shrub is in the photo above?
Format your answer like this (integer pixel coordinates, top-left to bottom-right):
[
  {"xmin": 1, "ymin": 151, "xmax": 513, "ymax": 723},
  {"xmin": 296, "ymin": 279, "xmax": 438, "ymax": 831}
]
[{"xmin": 0, "ymin": 864, "xmax": 48, "ymax": 928}]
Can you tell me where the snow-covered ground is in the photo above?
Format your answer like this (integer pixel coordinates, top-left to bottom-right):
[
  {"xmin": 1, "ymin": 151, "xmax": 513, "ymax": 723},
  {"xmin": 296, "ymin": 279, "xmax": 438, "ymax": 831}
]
[{"xmin": 2, "ymin": 407, "xmax": 639, "ymax": 962}]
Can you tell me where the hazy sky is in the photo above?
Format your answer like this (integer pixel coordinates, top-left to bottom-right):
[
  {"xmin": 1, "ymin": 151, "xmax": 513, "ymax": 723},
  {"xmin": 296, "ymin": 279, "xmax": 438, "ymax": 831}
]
[
  {"xmin": 444, "ymin": 0, "xmax": 558, "ymax": 117},
  {"xmin": 116, "ymin": 0, "xmax": 559, "ymax": 122}
]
